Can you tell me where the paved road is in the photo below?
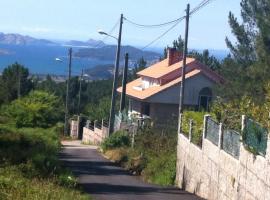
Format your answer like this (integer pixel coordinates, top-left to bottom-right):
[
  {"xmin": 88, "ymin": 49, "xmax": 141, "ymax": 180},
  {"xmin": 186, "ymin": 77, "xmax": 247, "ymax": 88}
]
[{"xmin": 60, "ymin": 140, "xmax": 201, "ymax": 200}]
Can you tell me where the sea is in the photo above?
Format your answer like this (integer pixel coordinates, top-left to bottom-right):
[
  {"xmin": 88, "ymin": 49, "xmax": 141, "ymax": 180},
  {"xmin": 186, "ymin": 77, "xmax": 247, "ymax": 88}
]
[
  {"xmin": 0, "ymin": 44, "xmax": 228, "ymax": 76},
  {"xmin": 0, "ymin": 44, "xmax": 113, "ymax": 76}
]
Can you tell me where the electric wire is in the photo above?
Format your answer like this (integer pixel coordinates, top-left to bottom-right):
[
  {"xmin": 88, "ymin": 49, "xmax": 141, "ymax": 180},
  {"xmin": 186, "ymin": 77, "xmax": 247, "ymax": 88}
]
[
  {"xmin": 140, "ymin": 0, "xmax": 216, "ymax": 50},
  {"xmin": 93, "ymin": 19, "xmax": 120, "ymax": 48},
  {"xmin": 141, "ymin": 17, "xmax": 185, "ymax": 50},
  {"xmin": 124, "ymin": 16, "xmax": 185, "ymax": 28}
]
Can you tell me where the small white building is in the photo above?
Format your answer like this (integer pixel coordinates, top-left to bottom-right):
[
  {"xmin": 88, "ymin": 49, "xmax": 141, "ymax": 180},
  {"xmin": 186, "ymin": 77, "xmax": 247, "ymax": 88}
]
[{"xmin": 117, "ymin": 48, "xmax": 224, "ymax": 124}]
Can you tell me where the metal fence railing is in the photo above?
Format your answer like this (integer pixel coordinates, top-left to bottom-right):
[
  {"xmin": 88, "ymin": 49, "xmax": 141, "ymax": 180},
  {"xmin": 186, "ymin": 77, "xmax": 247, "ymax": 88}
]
[
  {"xmin": 243, "ymin": 118, "xmax": 268, "ymax": 156},
  {"xmin": 222, "ymin": 129, "xmax": 240, "ymax": 158},
  {"xmin": 206, "ymin": 117, "xmax": 219, "ymax": 146}
]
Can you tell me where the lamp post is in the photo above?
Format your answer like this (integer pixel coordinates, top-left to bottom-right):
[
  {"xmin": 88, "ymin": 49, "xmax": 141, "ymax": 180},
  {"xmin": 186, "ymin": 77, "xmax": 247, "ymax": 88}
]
[
  {"xmin": 55, "ymin": 48, "xmax": 72, "ymax": 136},
  {"xmin": 98, "ymin": 13, "xmax": 123, "ymax": 135}
]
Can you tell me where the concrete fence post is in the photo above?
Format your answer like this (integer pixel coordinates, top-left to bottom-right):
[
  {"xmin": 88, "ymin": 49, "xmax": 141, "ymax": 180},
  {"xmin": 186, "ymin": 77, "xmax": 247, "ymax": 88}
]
[
  {"xmin": 94, "ymin": 120, "xmax": 97, "ymax": 129},
  {"xmin": 189, "ymin": 119, "xmax": 193, "ymax": 142},
  {"xmin": 203, "ymin": 114, "xmax": 210, "ymax": 139},
  {"xmin": 266, "ymin": 133, "xmax": 270, "ymax": 162},
  {"xmin": 178, "ymin": 113, "xmax": 183, "ymax": 134},
  {"xmin": 77, "ymin": 115, "xmax": 80, "ymax": 139},
  {"xmin": 218, "ymin": 122, "xmax": 223, "ymax": 149},
  {"xmin": 241, "ymin": 115, "xmax": 246, "ymax": 141}
]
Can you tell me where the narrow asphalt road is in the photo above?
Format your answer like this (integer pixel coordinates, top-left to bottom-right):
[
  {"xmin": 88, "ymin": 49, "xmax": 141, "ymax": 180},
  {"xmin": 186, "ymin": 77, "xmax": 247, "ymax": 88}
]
[{"xmin": 59, "ymin": 140, "xmax": 201, "ymax": 200}]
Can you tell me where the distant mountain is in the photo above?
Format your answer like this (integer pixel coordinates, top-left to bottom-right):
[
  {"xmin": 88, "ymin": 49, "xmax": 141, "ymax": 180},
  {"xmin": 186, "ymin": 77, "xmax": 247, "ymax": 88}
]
[
  {"xmin": 64, "ymin": 39, "xmax": 105, "ymax": 47},
  {"xmin": 0, "ymin": 32, "xmax": 56, "ymax": 46},
  {"xmin": 84, "ymin": 64, "xmax": 114, "ymax": 80},
  {"xmin": 75, "ymin": 45, "xmax": 161, "ymax": 62}
]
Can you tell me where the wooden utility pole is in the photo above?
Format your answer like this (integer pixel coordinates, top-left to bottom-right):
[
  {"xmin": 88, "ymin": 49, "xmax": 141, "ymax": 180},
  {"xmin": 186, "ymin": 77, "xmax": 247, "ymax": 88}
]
[
  {"xmin": 108, "ymin": 13, "xmax": 123, "ymax": 134},
  {"xmin": 178, "ymin": 4, "xmax": 190, "ymax": 132},
  {"xmin": 17, "ymin": 68, "xmax": 21, "ymax": 99},
  {"xmin": 64, "ymin": 48, "xmax": 72, "ymax": 136},
  {"xmin": 78, "ymin": 69, "xmax": 83, "ymax": 115},
  {"xmin": 120, "ymin": 53, "xmax": 129, "ymax": 111}
]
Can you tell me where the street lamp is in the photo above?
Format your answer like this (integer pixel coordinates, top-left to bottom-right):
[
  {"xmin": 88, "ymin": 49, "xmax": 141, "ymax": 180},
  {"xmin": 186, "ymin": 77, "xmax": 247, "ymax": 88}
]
[
  {"xmin": 98, "ymin": 13, "xmax": 123, "ymax": 134},
  {"xmin": 98, "ymin": 29, "xmax": 118, "ymax": 40},
  {"xmin": 55, "ymin": 48, "xmax": 72, "ymax": 136}
]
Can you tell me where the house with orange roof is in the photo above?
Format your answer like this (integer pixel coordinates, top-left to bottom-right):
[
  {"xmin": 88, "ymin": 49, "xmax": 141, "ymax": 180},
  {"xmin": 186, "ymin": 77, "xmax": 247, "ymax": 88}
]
[{"xmin": 117, "ymin": 48, "xmax": 224, "ymax": 124}]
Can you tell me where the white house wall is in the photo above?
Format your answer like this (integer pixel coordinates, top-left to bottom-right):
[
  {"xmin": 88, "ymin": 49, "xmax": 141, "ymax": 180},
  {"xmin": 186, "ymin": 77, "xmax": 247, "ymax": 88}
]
[{"xmin": 147, "ymin": 74, "xmax": 215, "ymax": 105}]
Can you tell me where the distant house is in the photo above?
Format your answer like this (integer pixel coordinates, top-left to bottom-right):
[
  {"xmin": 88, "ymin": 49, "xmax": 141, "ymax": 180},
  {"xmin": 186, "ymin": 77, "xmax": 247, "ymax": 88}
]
[{"xmin": 117, "ymin": 48, "xmax": 224, "ymax": 124}]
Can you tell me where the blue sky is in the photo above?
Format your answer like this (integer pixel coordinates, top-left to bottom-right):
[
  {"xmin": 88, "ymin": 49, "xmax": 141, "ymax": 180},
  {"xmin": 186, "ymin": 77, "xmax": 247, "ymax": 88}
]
[{"xmin": 0, "ymin": 0, "xmax": 241, "ymax": 50}]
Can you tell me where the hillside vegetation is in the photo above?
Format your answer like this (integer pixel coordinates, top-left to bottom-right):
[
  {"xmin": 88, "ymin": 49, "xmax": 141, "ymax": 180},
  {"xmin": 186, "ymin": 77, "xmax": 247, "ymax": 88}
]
[{"xmin": 0, "ymin": 91, "xmax": 90, "ymax": 200}]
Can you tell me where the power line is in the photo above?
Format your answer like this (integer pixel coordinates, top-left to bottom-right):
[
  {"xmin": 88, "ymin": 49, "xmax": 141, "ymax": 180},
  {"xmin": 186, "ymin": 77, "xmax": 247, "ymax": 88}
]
[
  {"xmin": 93, "ymin": 19, "xmax": 120, "ymax": 48},
  {"xmin": 141, "ymin": 17, "xmax": 185, "ymax": 50},
  {"xmin": 190, "ymin": 0, "xmax": 215, "ymax": 15},
  {"xmin": 140, "ymin": 0, "xmax": 216, "ymax": 50},
  {"xmin": 124, "ymin": 16, "xmax": 185, "ymax": 28}
]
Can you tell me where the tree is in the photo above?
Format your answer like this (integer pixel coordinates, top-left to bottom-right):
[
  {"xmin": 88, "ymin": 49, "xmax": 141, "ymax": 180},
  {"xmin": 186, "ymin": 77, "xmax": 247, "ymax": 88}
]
[
  {"xmin": 0, "ymin": 63, "xmax": 33, "ymax": 102},
  {"xmin": 220, "ymin": 0, "xmax": 270, "ymax": 102},
  {"xmin": 131, "ymin": 57, "xmax": 147, "ymax": 80},
  {"xmin": 163, "ymin": 36, "xmax": 184, "ymax": 58},
  {"xmin": 189, "ymin": 50, "xmax": 221, "ymax": 71}
]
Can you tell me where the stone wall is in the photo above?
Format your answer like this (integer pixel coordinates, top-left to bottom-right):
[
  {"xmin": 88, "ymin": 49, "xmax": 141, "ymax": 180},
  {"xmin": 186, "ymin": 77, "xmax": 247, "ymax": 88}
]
[{"xmin": 176, "ymin": 124, "xmax": 270, "ymax": 200}]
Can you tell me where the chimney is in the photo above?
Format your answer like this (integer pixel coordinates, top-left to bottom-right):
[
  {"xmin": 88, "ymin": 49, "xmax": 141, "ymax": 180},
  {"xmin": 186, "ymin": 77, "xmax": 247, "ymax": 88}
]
[{"xmin": 167, "ymin": 48, "xmax": 183, "ymax": 66}]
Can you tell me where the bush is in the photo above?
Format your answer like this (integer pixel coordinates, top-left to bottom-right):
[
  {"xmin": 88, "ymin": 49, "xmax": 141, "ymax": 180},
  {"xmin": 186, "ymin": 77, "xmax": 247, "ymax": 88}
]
[
  {"xmin": 182, "ymin": 111, "xmax": 208, "ymax": 146},
  {"xmin": 0, "ymin": 125, "xmax": 61, "ymax": 175},
  {"xmin": 101, "ymin": 130, "xmax": 130, "ymax": 151},
  {"xmin": 4, "ymin": 91, "xmax": 64, "ymax": 128},
  {"xmin": 143, "ymin": 151, "xmax": 176, "ymax": 186}
]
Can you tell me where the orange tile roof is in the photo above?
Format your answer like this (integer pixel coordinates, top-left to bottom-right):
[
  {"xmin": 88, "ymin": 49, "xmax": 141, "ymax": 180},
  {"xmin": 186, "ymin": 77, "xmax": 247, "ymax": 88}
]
[
  {"xmin": 117, "ymin": 69, "xmax": 201, "ymax": 100},
  {"xmin": 137, "ymin": 57, "xmax": 195, "ymax": 79}
]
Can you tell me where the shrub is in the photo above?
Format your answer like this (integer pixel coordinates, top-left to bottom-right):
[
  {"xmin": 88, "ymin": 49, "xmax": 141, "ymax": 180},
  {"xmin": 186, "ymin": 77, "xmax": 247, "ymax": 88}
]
[
  {"xmin": 182, "ymin": 111, "xmax": 207, "ymax": 145},
  {"xmin": 4, "ymin": 91, "xmax": 64, "ymax": 128},
  {"xmin": 0, "ymin": 125, "xmax": 61, "ymax": 175},
  {"xmin": 142, "ymin": 151, "xmax": 176, "ymax": 186},
  {"xmin": 101, "ymin": 130, "xmax": 130, "ymax": 151}
]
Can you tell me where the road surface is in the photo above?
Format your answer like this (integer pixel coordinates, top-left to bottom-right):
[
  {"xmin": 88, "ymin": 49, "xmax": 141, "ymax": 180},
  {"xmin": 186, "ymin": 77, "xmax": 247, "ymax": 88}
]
[{"xmin": 60, "ymin": 140, "xmax": 201, "ymax": 200}]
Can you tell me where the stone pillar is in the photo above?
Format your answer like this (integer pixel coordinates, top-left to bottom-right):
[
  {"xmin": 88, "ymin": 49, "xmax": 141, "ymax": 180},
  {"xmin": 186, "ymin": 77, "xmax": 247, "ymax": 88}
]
[
  {"xmin": 178, "ymin": 113, "xmax": 183, "ymax": 134},
  {"xmin": 94, "ymin": 120, "xmax": 98, "ymax": 129},
  {"xmin": 76, "ymin": 115, "xmax": 80, "ymax": 139},
  {"xmin": 189, "ymin": 119, "xmax": 193, "ymax": 142},
  {"xmin": 266, "ymin": 133, "xmax": 270, "ymax": 162},
  {"xmin": 203, "ymin": 114, "xmax": 211, "ymax": 139},
  {"xmin": 218, "ymin": 122, "xmax": 223, "ymax": 149}
]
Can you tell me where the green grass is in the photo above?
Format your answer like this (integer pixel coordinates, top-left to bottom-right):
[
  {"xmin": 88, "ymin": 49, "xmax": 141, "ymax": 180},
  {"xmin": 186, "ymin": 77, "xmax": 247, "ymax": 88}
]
[
  {"xmin": 102, "ymin": 128, "xmax": 177, "ymax": 186},
  {"xmin": 0, "ymin": 121, "xmax": 90, "ymax": 199},
  {"xmin": 0, "ymin": 165, "xmax": 90, "ymax": 200}
]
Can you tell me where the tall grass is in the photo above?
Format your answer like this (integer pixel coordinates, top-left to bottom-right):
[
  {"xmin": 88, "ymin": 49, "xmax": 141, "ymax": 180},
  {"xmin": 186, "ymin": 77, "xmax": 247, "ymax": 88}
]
[
  {"xmin": 102, "ymin": 128, "xmax": 178, "ymax": 186},
  {"xmin": 0, "ymin": 123, "xmax": 90, "ymax": 199}
]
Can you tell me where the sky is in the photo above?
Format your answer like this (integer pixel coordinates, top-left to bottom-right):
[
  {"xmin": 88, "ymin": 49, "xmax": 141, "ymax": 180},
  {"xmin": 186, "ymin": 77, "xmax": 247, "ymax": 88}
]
[{"xmin": 0, "ymin": 0, "xmax": 241, "ymax": 50}]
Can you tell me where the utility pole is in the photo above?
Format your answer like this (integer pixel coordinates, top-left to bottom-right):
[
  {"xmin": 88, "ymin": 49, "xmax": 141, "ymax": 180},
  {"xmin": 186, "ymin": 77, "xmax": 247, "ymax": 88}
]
[
  {"xmin": 17, "ymin": 68, "xmax": 21, "ymax": 99},
  {"xmin": 120, "ymin": 53, "xmax": 129, "ymax": 112},
  {"xmin": 64, "ymin": 48, "xmax": 72, "ymax": 136},
  {"xmin": 108, "ymin": 13, "xmax": 123, "ymax": 134},
  {"xmin": 178, "ymin": 4, "xmax": 190, "ymax": 132},
  {"xmin": 78, "ymin": 69, "xmax": 83, "ymax": 115}
]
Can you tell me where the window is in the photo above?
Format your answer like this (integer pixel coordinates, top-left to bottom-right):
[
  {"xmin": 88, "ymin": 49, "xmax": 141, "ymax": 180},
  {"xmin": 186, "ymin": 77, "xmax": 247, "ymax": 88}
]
[{"xmin": 198, "ymin": 87, "xmax": 212, "ymax": 111}]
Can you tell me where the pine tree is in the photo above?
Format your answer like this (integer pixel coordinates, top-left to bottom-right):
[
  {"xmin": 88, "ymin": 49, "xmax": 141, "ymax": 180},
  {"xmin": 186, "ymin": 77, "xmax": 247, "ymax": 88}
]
[{"xmin": 220, "ymin": 0, "xmax": 270, "ymax": 102}]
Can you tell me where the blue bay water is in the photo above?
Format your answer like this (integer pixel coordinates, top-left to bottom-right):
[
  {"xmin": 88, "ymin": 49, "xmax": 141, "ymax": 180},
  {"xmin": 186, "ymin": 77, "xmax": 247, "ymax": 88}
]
[{"xmin": 0, "ymin": 44, "xmax": 113, "ymax": 76}]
